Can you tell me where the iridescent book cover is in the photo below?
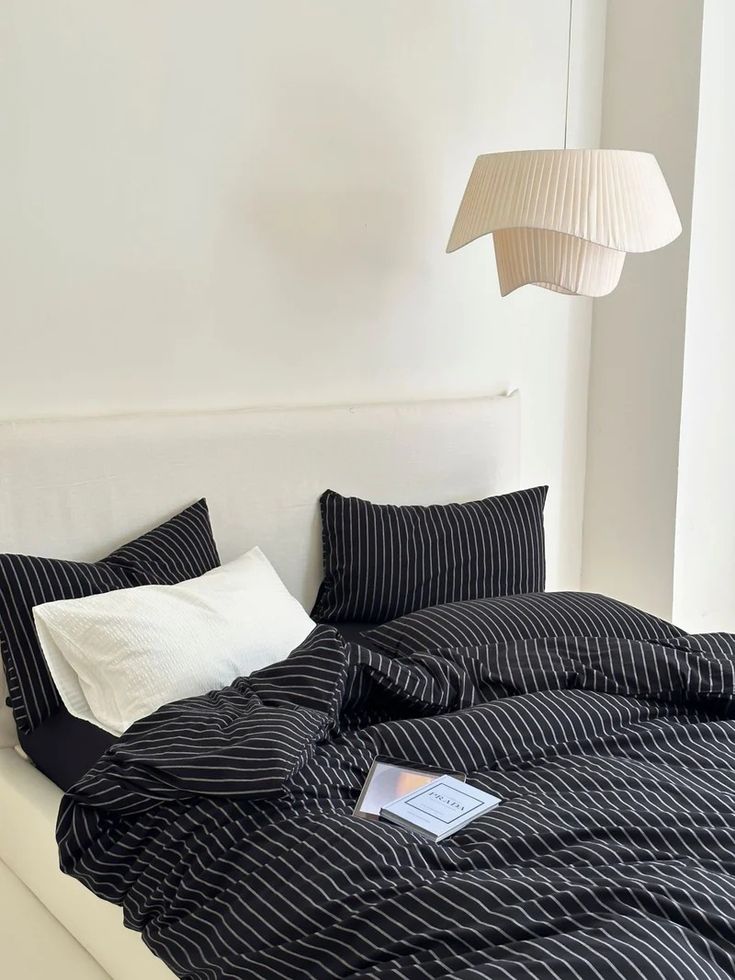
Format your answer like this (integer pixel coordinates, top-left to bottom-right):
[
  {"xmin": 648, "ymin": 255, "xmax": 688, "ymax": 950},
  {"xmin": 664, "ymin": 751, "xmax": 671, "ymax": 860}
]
[{"xmin": 353, "ymin": 756, "xmax": 466, "ymax": 822}]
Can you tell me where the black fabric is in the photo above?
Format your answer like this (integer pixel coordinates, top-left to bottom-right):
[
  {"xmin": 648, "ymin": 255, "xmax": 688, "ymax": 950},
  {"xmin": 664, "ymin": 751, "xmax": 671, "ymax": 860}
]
[
  {"xmin": 25, "ymin": 625, "xmax": 371, "ymax": 794},
  {"xmin": 312, "ymin": 485, "xmax": 548, "ymax": 623},
  {"xmin": 333, "ymin": 621, "xmax": 372, "ymax": 644},
  {"xmin": 362, "ymin": 589, "xmax": 686, "ymax": 655},
  {"xmin": 57, "ymin": 594, "xmax": 735, "ymax": 980},
  {"xmin": 18, "ymin": 706, "xmax": 117, "ymax": 792},
  {"xmin": 0, "ymin": 498, "xmax": 219, "ymax": 734}
]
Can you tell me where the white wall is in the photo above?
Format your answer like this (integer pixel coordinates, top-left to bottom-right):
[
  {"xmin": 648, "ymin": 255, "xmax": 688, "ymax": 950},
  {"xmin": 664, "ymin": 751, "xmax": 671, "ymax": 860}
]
[
  {"xmin": 581, "ymin": 0, "xmax": 704, "ymax": 619},
  {"xmin": 673, "ymin": 0, "xmax": 735, "ymax": 632},
  {"xmin": 0, "ymin": 1, "xmax": 607, "ymax": 589}
]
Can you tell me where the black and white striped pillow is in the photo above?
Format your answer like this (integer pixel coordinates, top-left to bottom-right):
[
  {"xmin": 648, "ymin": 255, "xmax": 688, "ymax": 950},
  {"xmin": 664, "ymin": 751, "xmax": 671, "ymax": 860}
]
[
  {"xmin": 312, "ymin": 486, "xmax": 547, "ymax": 624},
  {"xmin": 0, "ymin": 498, "xmax": 220, "ymax": 734}
]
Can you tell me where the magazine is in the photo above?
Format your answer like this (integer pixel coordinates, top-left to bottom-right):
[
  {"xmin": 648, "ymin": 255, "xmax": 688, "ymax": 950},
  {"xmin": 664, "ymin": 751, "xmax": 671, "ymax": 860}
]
[
  {"xmin": 353, "ymin": 756, "xmax": 466, "ymax": 822},
  {"xmin": 380, "ymin": 774, "xmax": 501, "ymax": 842}
]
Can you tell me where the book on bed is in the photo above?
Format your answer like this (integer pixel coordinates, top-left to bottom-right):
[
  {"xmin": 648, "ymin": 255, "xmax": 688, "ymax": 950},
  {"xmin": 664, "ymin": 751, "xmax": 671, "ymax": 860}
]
[
  {"xmin": 380, "ymin": 774, "xmax": 501, "ymax": 842},
  {"xmin": 353, "ymin": 756, "xmax": 466, "ymax": 822}
]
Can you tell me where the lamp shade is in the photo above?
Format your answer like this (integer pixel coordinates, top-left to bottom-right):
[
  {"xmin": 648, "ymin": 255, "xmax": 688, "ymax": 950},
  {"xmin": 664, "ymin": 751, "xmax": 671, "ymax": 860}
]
[{"xmin": 446, "ymin": 149, "xmax": 682, "ymax": 297}]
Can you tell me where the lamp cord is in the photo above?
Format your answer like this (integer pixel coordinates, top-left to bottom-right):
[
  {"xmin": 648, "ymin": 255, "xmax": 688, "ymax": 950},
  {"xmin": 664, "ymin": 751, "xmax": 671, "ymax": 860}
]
[{"xmin": 563, "ymin": 0, "xmax": 573, "ymax": 149}]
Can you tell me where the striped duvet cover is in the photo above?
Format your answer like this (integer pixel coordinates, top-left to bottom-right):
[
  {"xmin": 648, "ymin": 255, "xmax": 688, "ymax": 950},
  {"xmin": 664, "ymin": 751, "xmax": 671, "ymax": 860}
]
[{"xmin": 58, "ymin": 593, "xmax": 735, "ymax": 979}]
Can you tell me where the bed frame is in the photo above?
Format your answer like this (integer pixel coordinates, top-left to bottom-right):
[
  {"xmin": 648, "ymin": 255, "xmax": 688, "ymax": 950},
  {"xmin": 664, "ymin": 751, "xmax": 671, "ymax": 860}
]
[{"xmin": 0, "ymin": 393, "xmax": 520, "ymax": 979}]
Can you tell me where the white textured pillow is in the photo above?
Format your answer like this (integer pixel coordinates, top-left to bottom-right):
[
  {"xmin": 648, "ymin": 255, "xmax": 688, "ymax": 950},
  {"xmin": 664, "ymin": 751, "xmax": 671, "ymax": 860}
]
[{"xmin": 33, "ymin": 547, "xmax": 315, "ymax": 735}]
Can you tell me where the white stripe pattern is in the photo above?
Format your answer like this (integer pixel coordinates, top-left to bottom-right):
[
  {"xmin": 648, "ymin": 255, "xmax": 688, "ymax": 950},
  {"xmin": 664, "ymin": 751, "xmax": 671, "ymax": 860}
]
[
  {"xmin": 313, "ymin": 486, "xmax": 547, "ymax": 624},
  {"xmin": 57, "ymin": 595, "xmax": 735, "ymax": 980},
  {"xmin": 363, "ymin": 590, "xmax": 685, "ymax": 657}
]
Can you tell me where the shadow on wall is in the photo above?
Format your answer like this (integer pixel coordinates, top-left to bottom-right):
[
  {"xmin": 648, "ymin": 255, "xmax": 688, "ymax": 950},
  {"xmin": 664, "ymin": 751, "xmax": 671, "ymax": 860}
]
[{"xmin": 213, "ymin": 76, "xmax": 419, "ymax": 347}]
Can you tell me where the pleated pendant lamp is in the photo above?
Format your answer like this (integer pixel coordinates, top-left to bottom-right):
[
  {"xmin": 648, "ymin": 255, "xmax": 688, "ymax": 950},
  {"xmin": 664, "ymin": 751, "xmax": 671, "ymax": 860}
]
[{"xmin": 446, "ymin": 5, "xmax": 681, "ymax": 297}]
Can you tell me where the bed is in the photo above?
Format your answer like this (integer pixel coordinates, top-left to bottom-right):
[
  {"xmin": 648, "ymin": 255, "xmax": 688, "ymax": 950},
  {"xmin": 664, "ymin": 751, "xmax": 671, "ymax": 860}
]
[
  {"xmin": 5, "ymin": 393, "xmax": 735, "ymax": 980},
  {"xmin": 0, "ymin": 393, "xmax": 520, "ymax": 979}
]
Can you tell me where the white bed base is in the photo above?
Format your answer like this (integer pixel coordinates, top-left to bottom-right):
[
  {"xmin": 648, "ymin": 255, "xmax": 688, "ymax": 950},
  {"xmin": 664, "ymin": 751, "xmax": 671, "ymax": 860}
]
[
  {"xmin": 0, "ymin": 393, "xmax": 520, "ymax": 979},
  {"xmin": 0, "ymin": 859, "xmax": 110, "ymax": 979}
]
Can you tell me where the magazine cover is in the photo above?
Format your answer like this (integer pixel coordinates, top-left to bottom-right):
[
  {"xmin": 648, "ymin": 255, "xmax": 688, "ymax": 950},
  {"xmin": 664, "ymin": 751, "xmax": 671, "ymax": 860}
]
[{"xmin": 353, "ymin": 756, "xmax": 466, "ymax": 822}]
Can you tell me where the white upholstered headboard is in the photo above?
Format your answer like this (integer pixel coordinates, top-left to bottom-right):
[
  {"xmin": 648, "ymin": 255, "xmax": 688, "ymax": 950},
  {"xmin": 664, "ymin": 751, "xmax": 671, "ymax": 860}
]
[{"xmin": 0, "ymin": 393, "xmax": 520, "ymax": 743}]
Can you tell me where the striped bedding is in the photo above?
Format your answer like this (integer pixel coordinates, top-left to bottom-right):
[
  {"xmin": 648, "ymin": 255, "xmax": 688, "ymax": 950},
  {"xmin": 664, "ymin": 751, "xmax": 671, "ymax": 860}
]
[{"xmin": 57, "ymin": 593, "xmax": 735, "ymax": 980}]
